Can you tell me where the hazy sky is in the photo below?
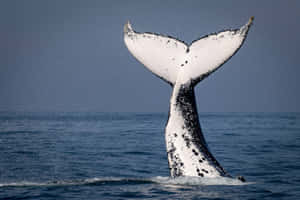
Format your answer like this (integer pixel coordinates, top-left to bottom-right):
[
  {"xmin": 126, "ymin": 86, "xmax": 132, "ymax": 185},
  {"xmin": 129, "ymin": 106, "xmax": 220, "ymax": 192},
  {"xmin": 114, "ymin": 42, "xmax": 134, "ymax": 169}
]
[{"xmin": 1, "ymin": 0, "xmax": 299, "ymax": 112}]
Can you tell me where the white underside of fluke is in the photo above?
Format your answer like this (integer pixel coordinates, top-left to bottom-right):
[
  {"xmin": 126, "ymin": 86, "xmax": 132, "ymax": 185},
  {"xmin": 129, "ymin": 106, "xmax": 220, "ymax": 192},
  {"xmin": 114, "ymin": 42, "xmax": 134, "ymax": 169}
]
[
  {"xmin": 124, "ymin": 18, "xmax": 253, "ymax": 178},
  {"xmin": 124, "ymin": 17, "xmax": 253, "ymax": 85}
]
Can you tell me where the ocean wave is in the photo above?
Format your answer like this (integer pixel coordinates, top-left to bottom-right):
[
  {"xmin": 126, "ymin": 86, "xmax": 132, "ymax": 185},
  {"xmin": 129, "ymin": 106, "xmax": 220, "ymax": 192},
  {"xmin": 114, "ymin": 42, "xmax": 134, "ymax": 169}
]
[
  {"xmin": 0, "ymin": 176, "xmax": 252, "ymax": 188},
  {"xmin": 151, "ymin": 176, "xmax": 253, "ymax": 186}
]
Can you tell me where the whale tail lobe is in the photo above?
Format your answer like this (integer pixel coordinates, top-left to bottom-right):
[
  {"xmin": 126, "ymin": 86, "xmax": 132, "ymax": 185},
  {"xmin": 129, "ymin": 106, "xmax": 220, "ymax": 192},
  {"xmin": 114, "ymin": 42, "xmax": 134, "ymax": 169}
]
[{"xmin": 124, "ymin": 17, "xmax": 253, "ymax": 86}]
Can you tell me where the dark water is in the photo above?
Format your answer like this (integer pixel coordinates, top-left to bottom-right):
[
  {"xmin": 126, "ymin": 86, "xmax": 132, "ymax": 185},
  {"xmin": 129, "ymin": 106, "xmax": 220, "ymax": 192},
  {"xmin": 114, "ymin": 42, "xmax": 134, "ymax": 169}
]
[{"xmin": 0, "ymin": 112, "xmax": 300, "ymax": 200}]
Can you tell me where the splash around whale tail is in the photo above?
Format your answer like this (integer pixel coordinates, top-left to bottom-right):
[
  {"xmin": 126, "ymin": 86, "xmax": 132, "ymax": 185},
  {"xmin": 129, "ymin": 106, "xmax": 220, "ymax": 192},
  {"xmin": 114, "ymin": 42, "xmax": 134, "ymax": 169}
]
[{"xmin": 124, "ymin": 17, "xmax": 253, "ymax": 86}]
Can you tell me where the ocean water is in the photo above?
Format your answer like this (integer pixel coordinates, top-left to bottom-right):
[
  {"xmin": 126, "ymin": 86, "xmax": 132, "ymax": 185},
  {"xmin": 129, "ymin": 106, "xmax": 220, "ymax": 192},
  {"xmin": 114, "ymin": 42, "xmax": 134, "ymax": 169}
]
[{"xmin": 0, "ymin": 112, "xmax": 299, "ymax": 200}]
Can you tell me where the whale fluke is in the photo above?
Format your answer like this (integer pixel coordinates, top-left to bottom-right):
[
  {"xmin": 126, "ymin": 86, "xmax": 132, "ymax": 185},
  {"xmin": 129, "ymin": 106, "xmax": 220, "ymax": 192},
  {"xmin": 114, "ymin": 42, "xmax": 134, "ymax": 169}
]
[
  {"xmin": 124, "ymin": 18, "xmax": 253, "ymax": 86},
  {"xmin": 124, "ymin": 18, "xmax": 253, "ymax": 178}
]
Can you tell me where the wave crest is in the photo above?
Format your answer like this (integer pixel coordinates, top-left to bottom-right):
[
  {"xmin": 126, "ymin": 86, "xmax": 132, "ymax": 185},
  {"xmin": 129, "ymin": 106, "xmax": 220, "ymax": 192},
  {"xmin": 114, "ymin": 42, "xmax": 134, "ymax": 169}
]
[
  {"xmin": 0, "ymin": 176, "xmax": 252, "ymax": 188},
  {"xmin": 151, "ymin": 176, "xmax": 252, "ymax": 186}
]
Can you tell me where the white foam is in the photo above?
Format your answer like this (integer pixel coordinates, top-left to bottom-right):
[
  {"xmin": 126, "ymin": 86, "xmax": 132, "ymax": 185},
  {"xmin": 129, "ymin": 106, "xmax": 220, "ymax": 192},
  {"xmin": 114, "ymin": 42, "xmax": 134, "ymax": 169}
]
[
  {"xmin": 0, "ymin": 179, "xmax": 97, "ymax": 187},
  {"xmin": 0, "ymin": 177, "xmax": 135, "ymax": 187},
  {"xmin": 0, "ymin": 176, "xmax": 253, "ymax": 188},
  {"xmin": 0, "ymin": 181, "xmax": 50, "ymax": 187},
  {"xmin": 151, "ymin": 176, "xmax": 253, "ymax": 186}
]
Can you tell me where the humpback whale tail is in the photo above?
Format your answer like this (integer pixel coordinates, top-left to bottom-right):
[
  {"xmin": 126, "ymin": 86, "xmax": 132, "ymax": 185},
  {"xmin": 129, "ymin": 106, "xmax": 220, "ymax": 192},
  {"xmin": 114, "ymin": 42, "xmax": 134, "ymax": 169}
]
[{"xmin": 124, "ymin": 18, "xmax": 253, "ymax": 178}]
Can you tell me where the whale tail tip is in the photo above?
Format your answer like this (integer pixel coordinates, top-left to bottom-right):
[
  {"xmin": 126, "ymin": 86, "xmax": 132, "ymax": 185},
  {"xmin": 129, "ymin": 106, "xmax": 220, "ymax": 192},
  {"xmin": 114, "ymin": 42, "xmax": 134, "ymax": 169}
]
[
  {"xmin": 124, "ymin": 20, "xmax": 133, "ymax": 34},
  {"xmin": 238, "ymin": 16, "xmax": 254, "ymax": 36},
  {"xmin": 247, "ymin": 16, "xmax": 254, "ymax": 29}
]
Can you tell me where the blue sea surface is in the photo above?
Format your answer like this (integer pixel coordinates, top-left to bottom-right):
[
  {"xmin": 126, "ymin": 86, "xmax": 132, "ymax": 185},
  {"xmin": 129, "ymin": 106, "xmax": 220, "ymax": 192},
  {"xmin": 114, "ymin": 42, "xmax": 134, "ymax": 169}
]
[{"xmin": 0, "ymin": 112, "xmax": 300, "ymax": 199}]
